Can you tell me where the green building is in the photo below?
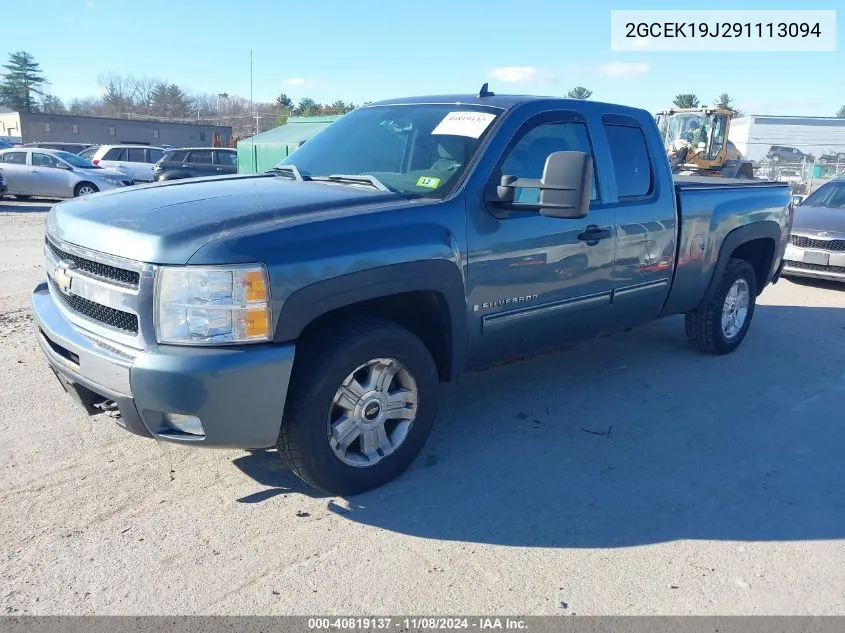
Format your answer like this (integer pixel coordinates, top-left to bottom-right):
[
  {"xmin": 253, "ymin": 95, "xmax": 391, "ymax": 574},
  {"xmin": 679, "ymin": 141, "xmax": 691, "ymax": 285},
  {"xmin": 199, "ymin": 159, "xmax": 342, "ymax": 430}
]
[{"xmin": 236, "ymin": 115, "xmax": 342, "ymax": 174}]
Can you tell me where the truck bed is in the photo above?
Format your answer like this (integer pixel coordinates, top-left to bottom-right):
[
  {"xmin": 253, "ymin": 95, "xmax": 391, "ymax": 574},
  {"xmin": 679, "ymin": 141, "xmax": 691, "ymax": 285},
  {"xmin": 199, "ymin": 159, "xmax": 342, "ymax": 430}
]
[{"xmin": 673, "ymin": 175, "xmax": 786, "ymax": 189}]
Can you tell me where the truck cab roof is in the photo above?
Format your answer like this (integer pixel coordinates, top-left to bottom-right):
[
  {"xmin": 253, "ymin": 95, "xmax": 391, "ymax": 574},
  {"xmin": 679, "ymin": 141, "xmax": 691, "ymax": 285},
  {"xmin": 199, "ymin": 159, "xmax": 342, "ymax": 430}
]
[{"xmin": 365, "ymin": 93, "xmax": 652, "ymax": 119}]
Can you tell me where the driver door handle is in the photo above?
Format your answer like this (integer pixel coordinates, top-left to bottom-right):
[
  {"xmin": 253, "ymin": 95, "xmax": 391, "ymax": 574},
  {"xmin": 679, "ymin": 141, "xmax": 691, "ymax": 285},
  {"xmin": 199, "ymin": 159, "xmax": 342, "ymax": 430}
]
[{"xmin": 578, "ymin": 225, "xmax": 612, "ymax": 242}]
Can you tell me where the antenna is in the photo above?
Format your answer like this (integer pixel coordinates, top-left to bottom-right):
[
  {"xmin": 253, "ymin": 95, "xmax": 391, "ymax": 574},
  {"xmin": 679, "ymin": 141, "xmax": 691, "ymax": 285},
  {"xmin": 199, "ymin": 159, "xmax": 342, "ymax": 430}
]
[{"xmin": 478, "ymin": 82, "xmax": 495, "ymax": 98}]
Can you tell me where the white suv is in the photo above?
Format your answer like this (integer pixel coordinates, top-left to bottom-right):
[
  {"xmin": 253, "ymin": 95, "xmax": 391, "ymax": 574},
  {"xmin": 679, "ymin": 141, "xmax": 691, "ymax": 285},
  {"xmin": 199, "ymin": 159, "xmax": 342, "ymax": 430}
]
[{"xmin": 83, "ymin": 145, "xmax": 166, "ymax": 183}]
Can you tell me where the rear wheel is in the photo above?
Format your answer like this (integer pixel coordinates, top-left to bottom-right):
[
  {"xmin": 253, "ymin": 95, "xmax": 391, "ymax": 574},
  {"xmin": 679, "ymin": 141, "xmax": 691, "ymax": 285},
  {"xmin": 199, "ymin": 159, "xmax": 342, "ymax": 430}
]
[
  {"xmin": 278, "ymin": 318, "xmax": 439, "ymax": 495},
  {"xmin": 74, "ymin": 182, "xmax": 98, "ymax": 197},
  {"xmin": 685, "ymin": 258, "xmax": 757, "ymax": 355}
]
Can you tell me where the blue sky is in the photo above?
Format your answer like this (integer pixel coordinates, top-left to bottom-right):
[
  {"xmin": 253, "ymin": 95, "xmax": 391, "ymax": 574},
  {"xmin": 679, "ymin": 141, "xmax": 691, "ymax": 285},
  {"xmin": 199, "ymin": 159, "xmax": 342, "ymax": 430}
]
[{"xmin": 3, "ymin": 0, "xmax": 843, "ymax": 116}]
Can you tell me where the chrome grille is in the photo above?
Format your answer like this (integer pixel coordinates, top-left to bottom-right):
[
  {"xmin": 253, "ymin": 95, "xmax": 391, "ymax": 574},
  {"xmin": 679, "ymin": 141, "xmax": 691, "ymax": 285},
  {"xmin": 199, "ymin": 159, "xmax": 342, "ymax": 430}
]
[
  {"xmin": 785, "ymin": 260, "xmax": 845, "ymax": 274},
  {"xmin": 46, "ymin": 238, "xmax": 140, "ymax": 287},
  {"xmin": 52, "ymin": 287, "xmax": 139, "ymax": 333},
  {"xmin": 44, "ymin": 234, "xmax": 156, "ymax": 350},
  {"xmin": 789, "ymin": 235, "xmax": 845, "ymax": 252}
]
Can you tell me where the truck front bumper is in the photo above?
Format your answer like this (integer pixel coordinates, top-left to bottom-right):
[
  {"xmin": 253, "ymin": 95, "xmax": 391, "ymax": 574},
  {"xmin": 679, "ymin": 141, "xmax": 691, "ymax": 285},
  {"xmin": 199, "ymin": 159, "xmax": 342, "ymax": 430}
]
[{"xmin": 31, "ymin": 280, "xmax": 296, "ymax": 449}]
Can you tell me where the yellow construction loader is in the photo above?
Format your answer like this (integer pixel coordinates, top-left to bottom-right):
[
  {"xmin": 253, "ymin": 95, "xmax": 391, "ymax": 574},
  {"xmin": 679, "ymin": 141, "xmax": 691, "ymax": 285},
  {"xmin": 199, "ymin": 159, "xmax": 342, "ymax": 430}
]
[{"xmin": 655, "ymin": 107, "xmax": 755, "ymax": 179}]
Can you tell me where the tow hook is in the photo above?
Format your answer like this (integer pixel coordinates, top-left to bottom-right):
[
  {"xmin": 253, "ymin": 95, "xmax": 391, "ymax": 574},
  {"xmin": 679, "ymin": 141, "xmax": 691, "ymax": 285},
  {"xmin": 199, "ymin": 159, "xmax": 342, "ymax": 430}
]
[{"xmin": 94, "ymin": 399, "xmax": 122, "ymax": 419}]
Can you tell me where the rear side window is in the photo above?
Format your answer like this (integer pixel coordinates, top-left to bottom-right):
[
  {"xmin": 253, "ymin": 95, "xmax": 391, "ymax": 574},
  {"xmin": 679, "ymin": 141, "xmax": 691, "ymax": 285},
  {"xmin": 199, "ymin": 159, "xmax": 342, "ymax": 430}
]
[
  {"xmin": 1, "ymin": 151, "xmax": 26, "ymax": 164},
  {"xmin": 148, "ymin": 149, "xmax": 164, "ymax": 163},
  {"xmin": 104, "ymin": 147, "xmax": 125, "ymax": 160},
  {"xmin": 127, "ymin": 148, "xmax": 146, "ymax": 162},
  {"xmin": 215, "ymin": 151, "xmax": 237, "ymax": 166},
  {"xmin": 188, "ymin": 150, "xmax": 212, "ymax": 164},
  {"xmin": 604, "ymin": 124, "xmax": 653, "ymax": 199}
]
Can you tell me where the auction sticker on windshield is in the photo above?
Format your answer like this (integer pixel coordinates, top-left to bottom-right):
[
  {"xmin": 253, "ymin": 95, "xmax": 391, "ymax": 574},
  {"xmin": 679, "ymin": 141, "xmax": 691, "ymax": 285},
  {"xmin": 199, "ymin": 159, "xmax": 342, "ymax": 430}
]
[
  {"xmin": 432, "ymin": 111, "xmax": 496, "ymax": 138},
  {"xmin": 416, "ymin": 176, "xmax": 440, "ymax": 188}
]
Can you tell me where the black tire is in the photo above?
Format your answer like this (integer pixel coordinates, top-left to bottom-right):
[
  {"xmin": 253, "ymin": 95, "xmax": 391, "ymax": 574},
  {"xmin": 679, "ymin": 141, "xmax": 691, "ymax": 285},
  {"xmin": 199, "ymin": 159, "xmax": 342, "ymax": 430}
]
[
  {"xmin": 15, "ymin": 195, "xmax": 31, "ymax": 201},
  {"xmin": 685, "ymin": 258, "xmax": 757, "ymax": 355},
  {"xmin": 74, "ymin": 182, "xmax": 99, "ymax": 197},
  {"xmin": 278, "ymin": 318, "xmax": 439, "ymax": 496}
]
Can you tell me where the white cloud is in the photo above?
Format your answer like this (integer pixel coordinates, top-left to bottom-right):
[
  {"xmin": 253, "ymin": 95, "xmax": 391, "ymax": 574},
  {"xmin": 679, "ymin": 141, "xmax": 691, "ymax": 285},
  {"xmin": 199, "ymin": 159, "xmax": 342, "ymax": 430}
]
[
  {"xmin": 488, "ymin": 66, "xmax": 539, "ymax": 83},
  {"xmin": 597, "ymin": 62, "xmax": 650, "ymax": 79},
  {"xmin": 283, "ymin": 77, "xmax": 306, "ymax": 86}
]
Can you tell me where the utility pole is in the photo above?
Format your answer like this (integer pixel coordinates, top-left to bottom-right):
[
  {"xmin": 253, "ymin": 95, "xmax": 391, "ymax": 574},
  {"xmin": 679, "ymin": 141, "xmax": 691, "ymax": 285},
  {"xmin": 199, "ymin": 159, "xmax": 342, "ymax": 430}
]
[{"xmin": 250, "ymin": 50, "xmax": 256, "ymax": 136}]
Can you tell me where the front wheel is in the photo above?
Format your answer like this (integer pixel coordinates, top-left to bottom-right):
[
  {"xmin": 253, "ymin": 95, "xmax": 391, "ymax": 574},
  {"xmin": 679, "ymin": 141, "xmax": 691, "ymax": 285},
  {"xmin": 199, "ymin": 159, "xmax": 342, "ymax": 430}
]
[
  {"xmin": 74, "ymin": 182, "xmax": 99, "ymax": 197},
  {"xmin": 684, "ymin": 258, "xmax": 757, "ymax": 355},
  {"xmin": 278, "ymin": 318, "xmax": 439, "ymax": 495}
]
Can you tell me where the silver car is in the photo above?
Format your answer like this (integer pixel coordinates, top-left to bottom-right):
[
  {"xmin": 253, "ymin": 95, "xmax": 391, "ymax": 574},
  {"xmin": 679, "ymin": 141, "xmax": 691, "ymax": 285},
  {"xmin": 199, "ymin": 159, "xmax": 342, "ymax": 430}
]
[
  {"xmin": 85, "ymin": 144, "xmax": 166, "ymax": 183},
  {"xmin": 783, "ymin": 177, "xmax": 845, "ymax": 282},
  {"xmin": 0, "ymin": 148, "xmax": 134, "ymax": 200}
]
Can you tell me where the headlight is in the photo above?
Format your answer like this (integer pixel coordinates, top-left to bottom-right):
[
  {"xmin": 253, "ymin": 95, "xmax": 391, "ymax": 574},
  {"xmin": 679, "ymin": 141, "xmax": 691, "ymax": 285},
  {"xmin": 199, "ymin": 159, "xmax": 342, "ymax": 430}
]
[
  {"xmin": 154, "ymin": 264, "xmax": 271, "ymax": 345},
  {"xmin": 104, "ymin": 177, "xmax": 122, "ymax": 185}
]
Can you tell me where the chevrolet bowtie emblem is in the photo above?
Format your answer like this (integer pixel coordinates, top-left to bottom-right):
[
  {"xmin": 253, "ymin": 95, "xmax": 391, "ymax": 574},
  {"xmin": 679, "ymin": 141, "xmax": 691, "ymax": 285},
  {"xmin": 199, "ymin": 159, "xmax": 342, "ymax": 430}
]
[{"xmin": 52, "ymin": 259, "xmax": 75, "ymax": 295}]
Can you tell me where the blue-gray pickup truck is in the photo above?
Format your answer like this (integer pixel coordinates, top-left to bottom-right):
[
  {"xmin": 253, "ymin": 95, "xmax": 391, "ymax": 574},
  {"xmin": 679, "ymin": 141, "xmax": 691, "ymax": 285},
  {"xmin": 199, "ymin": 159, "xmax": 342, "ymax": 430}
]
[{"xmin": 32, "ymin": 87, "xmax": 794, "ymax": 495}]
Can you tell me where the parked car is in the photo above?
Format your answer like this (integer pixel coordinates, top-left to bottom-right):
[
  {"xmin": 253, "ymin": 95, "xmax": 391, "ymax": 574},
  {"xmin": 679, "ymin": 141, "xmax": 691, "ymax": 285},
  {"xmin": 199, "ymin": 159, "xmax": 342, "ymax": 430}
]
[
  {"xmin": 0, "ymin": 140, "xmax": 12, "ymax": 150},
  {"xmin": 818, "ymin": 151, "xmax": 845, "ymax": 165},
  {"xmin": 152, "ymin": 147, "xmax": 238, "ymax": 181},
  {"xmin": 77, "ymin": 146, "xmax": 101, "ymax": 160},
  {"xmin": 0, "ymin": 148, "xmax": 134, "ymax": 199},
  {"xmin": 86, "ymin": 144, "xmax": 165, "ymax": 183},
  {"xmin": 22, "ymin": 142, "xmax": 94, "ymax": 155},
  {"xmin": 782, "ymin": 175, "xmax": 845, "ymax": 282},
  {"xmin": 766, "ymin": 145, "xmax": 815, "ymax": 164},
  {"xmin": 32, "ymin": 89, "xmax": 792, "ymax": 496}
]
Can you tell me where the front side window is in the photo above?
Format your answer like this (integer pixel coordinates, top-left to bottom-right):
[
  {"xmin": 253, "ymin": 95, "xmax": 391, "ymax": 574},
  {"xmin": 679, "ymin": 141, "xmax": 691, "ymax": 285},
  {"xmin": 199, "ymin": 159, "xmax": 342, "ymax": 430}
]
[
  {"xmin": 32, "ymin": 152, "xmax": 62, "ymax": 168},
  {"xmin": 499, "ymin": 120, "xmax": 599, "ymax": 204},
  {"xmin": 604, "ymin": 124, "xmax": 654, "ymax": 199},
  {"xmin": 127, "ymin": 148, "xmax": 146, "ymax": 162},
  {"xmin": 278, "ymin": 103, "xmax": 502, "ymax": 199}
]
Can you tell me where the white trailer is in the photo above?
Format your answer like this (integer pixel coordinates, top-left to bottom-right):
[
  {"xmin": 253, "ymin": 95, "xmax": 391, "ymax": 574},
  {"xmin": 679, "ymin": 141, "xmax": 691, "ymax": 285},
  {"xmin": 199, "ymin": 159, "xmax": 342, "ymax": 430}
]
[{"xmin": 729, "ymin": 115, "xmax": 845, "ymax": 163}]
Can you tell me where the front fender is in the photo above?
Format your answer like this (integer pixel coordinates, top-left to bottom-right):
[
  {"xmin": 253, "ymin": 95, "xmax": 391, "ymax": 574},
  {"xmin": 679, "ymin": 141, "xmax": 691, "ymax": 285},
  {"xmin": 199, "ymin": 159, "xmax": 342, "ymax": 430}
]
[{"xmin": 274, "ymin": 259, "xmax": 467, "ymax": 378}]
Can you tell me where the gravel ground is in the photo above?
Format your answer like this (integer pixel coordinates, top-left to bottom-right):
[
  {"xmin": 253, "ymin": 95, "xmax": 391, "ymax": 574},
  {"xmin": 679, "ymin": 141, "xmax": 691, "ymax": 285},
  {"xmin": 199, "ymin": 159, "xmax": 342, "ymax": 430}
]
[{"xmin": 1, "ymin": 201, "xmax": 844, "ymax": 616}]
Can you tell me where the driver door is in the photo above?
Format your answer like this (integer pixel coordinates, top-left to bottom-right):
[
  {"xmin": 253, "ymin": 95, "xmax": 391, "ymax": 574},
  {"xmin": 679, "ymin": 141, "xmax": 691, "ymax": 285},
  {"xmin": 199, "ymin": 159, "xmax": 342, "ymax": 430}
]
[
  {"xmin": 30, "ymin": 152, "xmax": 71, "ymax": 197},
  {"xmin": 465, "ymin": 111, "xmax": 618, "ymax": 368}
]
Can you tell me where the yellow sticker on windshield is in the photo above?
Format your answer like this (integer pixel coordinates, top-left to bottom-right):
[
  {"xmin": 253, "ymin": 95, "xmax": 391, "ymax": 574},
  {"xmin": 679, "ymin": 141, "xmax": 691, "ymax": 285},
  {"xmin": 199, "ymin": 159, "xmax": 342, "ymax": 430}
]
[{"xmin": 416, "ymin": 176, "xmax": 440, "ymax": 189}]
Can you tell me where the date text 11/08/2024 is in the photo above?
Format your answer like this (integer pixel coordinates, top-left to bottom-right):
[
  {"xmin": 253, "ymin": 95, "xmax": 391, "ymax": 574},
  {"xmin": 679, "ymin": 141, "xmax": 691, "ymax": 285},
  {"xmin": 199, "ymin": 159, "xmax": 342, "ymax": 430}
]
[
  {"xmin": 308, "ymin": 617, "xmax": 528, "ymax": 630},
  {"xmin": 625, "ymin": 22, "xmax": 822, "ymax": 38}
]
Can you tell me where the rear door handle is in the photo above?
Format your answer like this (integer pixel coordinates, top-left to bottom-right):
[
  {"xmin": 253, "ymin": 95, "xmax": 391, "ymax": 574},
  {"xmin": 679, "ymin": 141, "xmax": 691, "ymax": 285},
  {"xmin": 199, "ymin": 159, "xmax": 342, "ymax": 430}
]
[{"xmin": 578, "ymin": 226, "xmax": 612, "ymax": 243}]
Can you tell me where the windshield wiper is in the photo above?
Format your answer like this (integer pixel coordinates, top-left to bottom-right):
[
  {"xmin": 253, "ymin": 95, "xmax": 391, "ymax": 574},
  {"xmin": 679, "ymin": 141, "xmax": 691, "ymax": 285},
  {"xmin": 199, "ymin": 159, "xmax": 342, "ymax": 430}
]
[
  {"xmin": 271, "ymin": 164, "xmax": 305, "ymax": 181},
  {"xmin": 325, "ymin": 174, "xmax": 393, "ymax": 192}
]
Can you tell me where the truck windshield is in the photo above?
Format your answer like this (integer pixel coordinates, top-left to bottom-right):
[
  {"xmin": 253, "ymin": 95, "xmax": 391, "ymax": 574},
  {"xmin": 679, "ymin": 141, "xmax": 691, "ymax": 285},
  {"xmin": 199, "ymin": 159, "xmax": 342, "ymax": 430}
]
[
  {"xmin": 801, "ymin": 181, "xmax": 845, "ymax": 209},
  {"xmin": 277, "ymin": 103, "xmax": 502, "ymax": 198}
]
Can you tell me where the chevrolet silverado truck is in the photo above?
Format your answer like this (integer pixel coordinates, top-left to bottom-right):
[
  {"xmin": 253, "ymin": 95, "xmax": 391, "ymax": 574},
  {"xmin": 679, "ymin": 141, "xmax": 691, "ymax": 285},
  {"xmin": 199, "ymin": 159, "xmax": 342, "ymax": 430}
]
[{"xmin": 32, "ymin": 87, "xmax": 794, "ymax": 495}]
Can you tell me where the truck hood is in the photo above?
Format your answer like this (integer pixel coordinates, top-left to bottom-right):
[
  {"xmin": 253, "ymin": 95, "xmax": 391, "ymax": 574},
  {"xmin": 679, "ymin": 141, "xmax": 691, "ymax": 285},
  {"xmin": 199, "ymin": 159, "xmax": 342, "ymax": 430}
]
[
  {"xmin": 792, "ymin": 205, "xmax": 845, "ymax": 236},
  {"xmin": 45, "ymin": 174, "xmax": 402, "ymax": 264}
]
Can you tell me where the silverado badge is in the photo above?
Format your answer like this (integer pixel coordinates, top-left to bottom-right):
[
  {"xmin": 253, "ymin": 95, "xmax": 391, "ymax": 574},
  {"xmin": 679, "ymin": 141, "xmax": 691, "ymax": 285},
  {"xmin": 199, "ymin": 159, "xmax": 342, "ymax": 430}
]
[{"xmin": 52, "ymin": 260, "xmax": 75, "ymax": 295}]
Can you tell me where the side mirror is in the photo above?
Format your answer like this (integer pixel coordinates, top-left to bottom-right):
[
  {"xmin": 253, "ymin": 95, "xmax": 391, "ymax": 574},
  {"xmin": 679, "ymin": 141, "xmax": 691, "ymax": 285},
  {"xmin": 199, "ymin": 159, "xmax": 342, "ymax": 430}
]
[
  {"xmin": 792, "ymin": 194, "xmax": 805, "ymax": 206},
  {"xmin": 487, "ymin": 151, "xmax": 592, "ymax": 220},
  {"xmin": 56, "ymin": 162, "xmax": 72, "ymax": 171}
]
